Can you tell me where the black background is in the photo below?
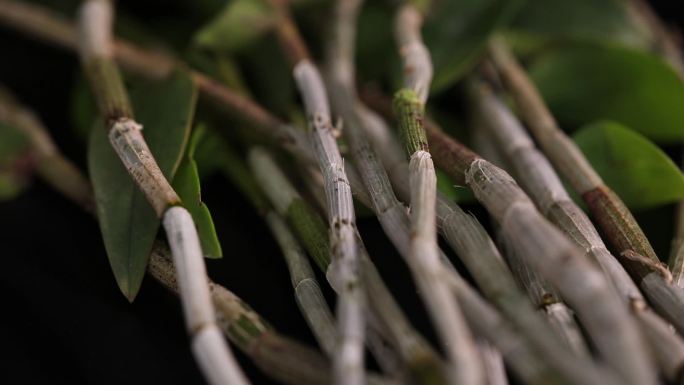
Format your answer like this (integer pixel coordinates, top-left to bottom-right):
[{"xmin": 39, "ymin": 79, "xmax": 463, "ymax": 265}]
[{"xmin": 0, "ymin": 1, "xmax": 682, "ymax": 384}]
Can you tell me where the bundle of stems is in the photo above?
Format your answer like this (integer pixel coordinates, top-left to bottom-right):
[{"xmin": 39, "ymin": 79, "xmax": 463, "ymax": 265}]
[
  {"xmin": 487, "ymin": 39, "xmax": 684, "ymax": 336},
  {"xmin": 473, "ymin": 106, "xmax": 684, "ymax": 380},
  {"xmin": 473, "ymin": 118, "xmax": 591, "ymax": 357},
  {"xmin": 75, "ymin": 1, "xmax": 248, "ymax": 384},
  {"xmin": 225, "ymin": 144, "xmax": 338, "ymax": 356},
  {"xmin": 0, "ymin": 90, "xmax": 340, "ymax": 385},
  {"xmin": 354, "ymin": 90, "xmax": 624, "ymax": 385},
  {"xmin": 244, "ymin": 145, "xmax": 403, "ymax": 378},
  {"xmin": 361, "ymin": 83, "xmax": 657, "ymax": 384},
  {"xmin": 391, "ymin": 4, "xmax": 481, "ymax": 384},
  {"xmin": 265, "ymin": 2, "xmax": 365, "ymax": 384},
  {"xmin": 325, "ymin": 0, "xmax": 483, "ymax": 383},
  {"xmin": 465, "ymin": 82, "xmax": 658, "ymax": 385},
  {"xmin": 0, "ymin": 1, "xmax": 680, "ymax": 383},
  {"xmin": 305, "ymin": 148, "xmax": 614, "ymax": 385},
  {"xmin": 0, "ymin": 0, "xmax": 443, "ymax": 376},
  {"xmin": 323, "ymin": 1, "xmax": 617, "ymax": 383},
  {"xmin": 239, "ymin": 144, "xmax": 443, "ymax": 383}
]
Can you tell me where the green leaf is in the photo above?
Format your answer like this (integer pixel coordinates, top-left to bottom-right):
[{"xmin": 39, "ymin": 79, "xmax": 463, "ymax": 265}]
[
  {"xmin": 70, "ymin": 75, "xmax": 97, "ymax": 141},
  {"xmin": 88, "ymin": 70, "xmax": 197, "ymax": 301},
  {"xmin": 172, "ymin": 125, "xmax": 222, "ymax": 258},
  {"xmin": 193, "ymin": 0, "xmax": 275, "ymax": 53},
  {"xmin": 529, "ymin": 42, "xmax": 684, "ymax": 142},
  {"xmin": 425, "ymin": 0, "xmax": 524, "ymax": 93},
  {"xmin": 573, "ymin": 121, "xmax": 684, "ymax": 210},
  {"xmin": 508, "ymin": 0, "xmax": 648, "ymax": 51},
  {"xmin": 0, "ymin": 122, "xmax": 32, "ymax": 200}
]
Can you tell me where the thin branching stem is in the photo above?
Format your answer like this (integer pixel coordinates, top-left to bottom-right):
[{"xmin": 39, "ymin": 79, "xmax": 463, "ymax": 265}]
[
  {"xmin": 75, "ymin": 2, "xmax": 248, "ymax": 384},
  {"xmin": 0, "ymin": 86, "xmax": 94, "ymax": 212}
]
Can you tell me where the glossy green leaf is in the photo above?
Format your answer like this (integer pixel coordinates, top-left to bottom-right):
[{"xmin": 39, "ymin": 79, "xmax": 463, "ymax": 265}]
[
  {"xmin": 529, "ymin": 43, "xmax": 684, "ymax": 142},
  {"xmin": 508, "ymin": 0, "xmax": 647, "ymax": 51},
  {"xmin": 573, "ymin": 121, "xmax": 684, "ymax": 210},
  {"xmin": 425, "ymin": 0, "xmax": 524, "ymax": 93},
  {"xmin": 172, "ymin": 125, "xmax": 222, "ymax": 258},
  {"xmin": 88, "ymin": 70, "xmax": 197, "ymax": 301},
  {"xmin": 0, "ymin": 122, "xmax": 32, "ymax": 200},
  {"xmin": 193, "ymin": 0, "xmax": 275, "ymax": 53}
]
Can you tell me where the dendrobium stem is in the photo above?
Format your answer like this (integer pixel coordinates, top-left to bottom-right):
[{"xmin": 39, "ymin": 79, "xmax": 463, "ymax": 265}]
[
  {"xmin": 393, "ymin": 4, "xmax": 481, "ymax": 384},
  {"xmin": 243, "ymin": 146, "xmax": 439, "ymax": 382},
  {"xmin": 0, "ymin": 91, "xmax": 342, "ymax": 385},
  {"xmin": 266, "ymin": 2, "xmax": 365, "ymax": 384},
  {"xmin": 463, "ymin": 82, "xmax": 657, "ymax": 385},
  {"xmin": 359, "ymin": 92, "xmax": 619, "ymax": 385},
  {"xmin": 325, "ymin": 1, "xmax": 450, "ymax": 383},
  {"xmin": 486, "ymin": 38, "xmax": 684, "ymax": 337},
  {"xmin": 76, "ymin": 1, "xmax": 248, "ymax": 384}
]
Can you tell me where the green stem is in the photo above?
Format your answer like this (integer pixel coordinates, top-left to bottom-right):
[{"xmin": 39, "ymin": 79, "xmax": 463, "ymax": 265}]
[{"xmin": 392, "ymin": 89, "xmax": 428, "ymax": 157}]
